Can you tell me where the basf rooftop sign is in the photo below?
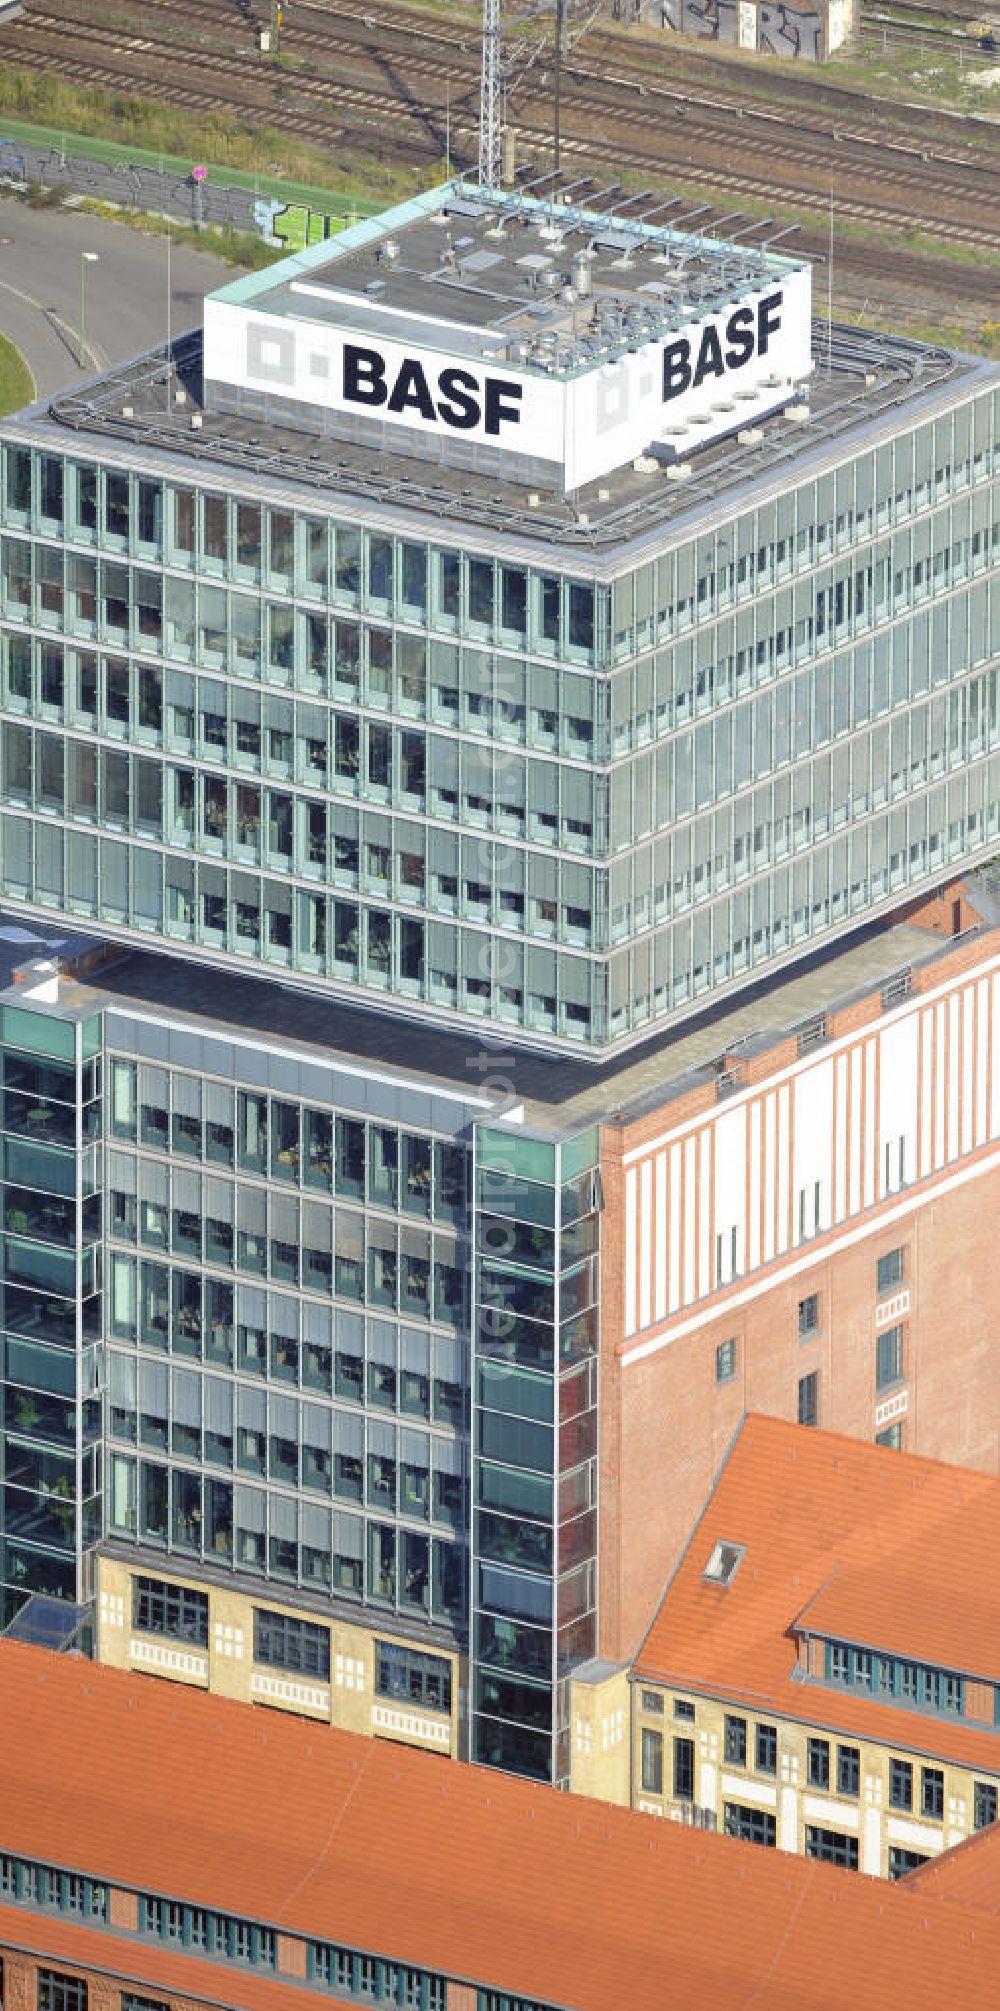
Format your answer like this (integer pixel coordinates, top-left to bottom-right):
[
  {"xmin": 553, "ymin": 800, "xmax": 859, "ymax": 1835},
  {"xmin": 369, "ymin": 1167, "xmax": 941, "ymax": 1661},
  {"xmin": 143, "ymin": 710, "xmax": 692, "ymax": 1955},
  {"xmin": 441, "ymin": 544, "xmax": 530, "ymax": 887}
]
[{"xmin": 203, "ymin": 183, "xmax": 813, "ymax": 492}]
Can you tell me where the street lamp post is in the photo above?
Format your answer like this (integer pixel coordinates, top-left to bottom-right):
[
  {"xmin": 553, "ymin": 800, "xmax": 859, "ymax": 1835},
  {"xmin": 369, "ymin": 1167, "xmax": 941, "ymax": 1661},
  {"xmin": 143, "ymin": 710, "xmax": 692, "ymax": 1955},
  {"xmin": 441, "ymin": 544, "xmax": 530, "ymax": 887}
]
[{"xmin": 79, "ymin": 251, "xmax": 99, "ymax": 370}]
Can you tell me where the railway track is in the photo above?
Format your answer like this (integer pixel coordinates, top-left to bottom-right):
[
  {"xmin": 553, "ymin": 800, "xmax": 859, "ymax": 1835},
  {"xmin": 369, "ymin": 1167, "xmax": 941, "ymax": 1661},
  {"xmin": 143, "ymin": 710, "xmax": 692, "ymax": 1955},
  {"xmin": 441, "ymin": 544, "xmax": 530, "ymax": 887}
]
[
  {"xmin": 8, "ymin": 33, "xmax": 999, "ymax": 249},
  {"xmin": 3, "ymin": 3, "xmax": 999, "ymax": 252},
  {"xmin": 22, "ymin": 0, "xmax": 1000, "ymax": 136},
  {"xmin": 17, "ymin": 3, "xmax": 997, "ymax": 183},
  {"xmin": 860, "ymin": 9, "xmax": 998, "ymax": 57}
]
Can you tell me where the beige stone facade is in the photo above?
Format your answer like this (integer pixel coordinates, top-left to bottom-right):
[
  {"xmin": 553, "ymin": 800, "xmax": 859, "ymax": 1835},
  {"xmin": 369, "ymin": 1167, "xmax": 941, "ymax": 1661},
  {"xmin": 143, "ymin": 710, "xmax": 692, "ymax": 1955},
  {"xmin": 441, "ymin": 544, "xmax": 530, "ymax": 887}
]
[
  {"xmin": 567, "ymin": 1662, "xmax": 631, "ymax": 1805},
  {"xmin": 96, "ymin": 1552, "xmax": 463, "ymax": 1760},
  {"xmin": 629, "ymin": 1679, "xmax": 1000, "ymax": 1878}
]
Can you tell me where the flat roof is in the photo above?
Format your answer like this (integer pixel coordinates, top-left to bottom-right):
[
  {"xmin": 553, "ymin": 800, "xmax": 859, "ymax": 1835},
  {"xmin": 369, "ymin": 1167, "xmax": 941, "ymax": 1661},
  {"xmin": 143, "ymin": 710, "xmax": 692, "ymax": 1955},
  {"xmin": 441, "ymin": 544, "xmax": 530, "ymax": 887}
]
[
  {"xmin": 219, "ymin": 182, "xmax": 806, "ymax": 383},
  {"xmin": 3, "ymin": 1639, "xmax": 1000, "ymax": 2011},
  {"xmin": 634, "ymin": 1415, "xmax": 1000, "ymax": 1773},
  {"xmin": 28, "ymin": 318, "xmax": 986, "ymax": 563},
  {"xmin": 1, "ymin": 898, "xmax": 987, "ymax": 1139}
]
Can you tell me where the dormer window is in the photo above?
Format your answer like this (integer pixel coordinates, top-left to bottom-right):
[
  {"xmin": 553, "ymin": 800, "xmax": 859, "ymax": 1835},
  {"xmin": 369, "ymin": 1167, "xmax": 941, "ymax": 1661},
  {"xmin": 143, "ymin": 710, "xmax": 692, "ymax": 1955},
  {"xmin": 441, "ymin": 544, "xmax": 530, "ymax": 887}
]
[{"xmin": 822, "ymin": 1639, "xmax": 968, "ymax": 1718}]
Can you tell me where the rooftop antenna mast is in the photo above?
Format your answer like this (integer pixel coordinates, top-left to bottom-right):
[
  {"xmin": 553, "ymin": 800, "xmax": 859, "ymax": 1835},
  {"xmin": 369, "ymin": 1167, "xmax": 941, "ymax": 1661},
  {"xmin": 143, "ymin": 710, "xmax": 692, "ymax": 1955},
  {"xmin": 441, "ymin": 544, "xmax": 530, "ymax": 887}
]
[{"xmin": 479, "ymin": 0, "xmax": 503, "ymax": 188}]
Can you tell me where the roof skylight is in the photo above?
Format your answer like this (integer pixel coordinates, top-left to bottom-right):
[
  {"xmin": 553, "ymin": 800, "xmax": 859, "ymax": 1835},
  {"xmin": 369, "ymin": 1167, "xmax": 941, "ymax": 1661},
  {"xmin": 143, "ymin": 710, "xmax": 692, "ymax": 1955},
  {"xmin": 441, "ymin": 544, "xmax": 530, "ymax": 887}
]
[{"xmin": 703, "ymin": 1541, "xmax": 744, "ymax": 1586}]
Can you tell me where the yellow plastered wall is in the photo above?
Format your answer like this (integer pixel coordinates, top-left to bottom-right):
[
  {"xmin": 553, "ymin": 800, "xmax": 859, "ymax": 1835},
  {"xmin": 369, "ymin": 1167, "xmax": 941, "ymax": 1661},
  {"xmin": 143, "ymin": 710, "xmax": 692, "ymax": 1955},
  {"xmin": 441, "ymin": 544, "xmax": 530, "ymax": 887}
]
[
  {"xmin": 96, "ymin": 1554, "xmax": 463, "ymax": 1759},
  {"xmin": 568, "ymin": 1665, "xmax": 631, "ymax": 1805},
  {"xmin": 630, "ymin": 1678, "xmax": 1000, "ymax": 1876}
]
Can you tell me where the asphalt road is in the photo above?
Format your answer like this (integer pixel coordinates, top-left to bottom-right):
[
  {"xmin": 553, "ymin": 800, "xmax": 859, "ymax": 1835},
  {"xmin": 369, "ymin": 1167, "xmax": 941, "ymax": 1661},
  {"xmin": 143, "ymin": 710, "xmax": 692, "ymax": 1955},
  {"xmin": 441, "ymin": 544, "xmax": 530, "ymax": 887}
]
[{"xmin": 0, "ymin": 194, "xmax": 244, "ymax": 403}]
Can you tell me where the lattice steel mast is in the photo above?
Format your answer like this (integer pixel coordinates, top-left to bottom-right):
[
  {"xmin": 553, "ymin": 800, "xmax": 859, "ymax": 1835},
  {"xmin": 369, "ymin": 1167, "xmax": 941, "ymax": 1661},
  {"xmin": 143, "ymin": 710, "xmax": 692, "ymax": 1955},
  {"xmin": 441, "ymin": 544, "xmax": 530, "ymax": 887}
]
[{"xmin": 478, "ymin": 0, "xmax": 503, "ymax": 188}]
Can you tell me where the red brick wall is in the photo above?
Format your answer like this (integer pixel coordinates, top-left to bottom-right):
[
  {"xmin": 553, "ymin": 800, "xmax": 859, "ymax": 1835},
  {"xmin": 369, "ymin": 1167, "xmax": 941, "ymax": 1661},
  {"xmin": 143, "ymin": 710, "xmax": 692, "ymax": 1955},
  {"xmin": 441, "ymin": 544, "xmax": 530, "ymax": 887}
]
[
  {"xmin": 278, "ymin": 1934, "xmax": 308, "ymax": 1979},
  {"xmin": 901, "ymin": 881, "xmax": 980, "ymax": 939},
  {"xmin": 599, "ymin": 1167, "xmax": 1000, "ymax": 1661},
  {"xmin": 108, "ymin": 1888, "xmax": 137, "ymax": 1933},
  {"xmin": 965, "ymin": 1681, "xmax": 996, "ymax": 1724}
]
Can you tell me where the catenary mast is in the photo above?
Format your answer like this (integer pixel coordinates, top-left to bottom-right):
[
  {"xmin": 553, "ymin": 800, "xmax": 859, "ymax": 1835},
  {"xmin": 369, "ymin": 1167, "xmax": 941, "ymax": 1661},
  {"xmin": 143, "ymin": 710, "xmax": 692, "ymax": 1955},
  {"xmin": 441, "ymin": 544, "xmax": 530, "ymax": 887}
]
[{"xmin": 478, "ymin": 0, "xmax": 503, "ymax": 186}]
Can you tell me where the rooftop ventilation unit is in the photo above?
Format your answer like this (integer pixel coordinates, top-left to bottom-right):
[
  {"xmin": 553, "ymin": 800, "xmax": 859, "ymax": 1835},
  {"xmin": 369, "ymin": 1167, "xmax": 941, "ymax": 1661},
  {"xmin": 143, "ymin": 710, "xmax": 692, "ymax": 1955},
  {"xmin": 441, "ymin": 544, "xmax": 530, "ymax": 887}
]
[{"xmin": 571, "ymin": 250, "xmax": 593, "ymax": 298}]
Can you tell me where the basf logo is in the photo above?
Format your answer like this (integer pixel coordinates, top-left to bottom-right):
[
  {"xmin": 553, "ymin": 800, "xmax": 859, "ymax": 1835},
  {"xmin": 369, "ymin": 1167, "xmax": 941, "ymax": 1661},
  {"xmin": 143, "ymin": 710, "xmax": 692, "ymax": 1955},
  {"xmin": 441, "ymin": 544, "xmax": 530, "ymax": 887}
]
[
  {"xmin": 340, "ymin": 346, "xmax": 523, "ymax": 435},
  {"xmin": 661, "ymin": 292, "xmax": 785, "ymax": 401}
]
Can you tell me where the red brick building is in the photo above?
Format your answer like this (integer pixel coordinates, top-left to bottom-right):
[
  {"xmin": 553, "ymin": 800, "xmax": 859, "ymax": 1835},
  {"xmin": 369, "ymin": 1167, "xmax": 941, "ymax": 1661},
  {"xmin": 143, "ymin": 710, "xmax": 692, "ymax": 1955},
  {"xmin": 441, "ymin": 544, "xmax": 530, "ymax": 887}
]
[{"xmin": 596, "ymin": 880, "xmax": 1000, "ymax": 1659}]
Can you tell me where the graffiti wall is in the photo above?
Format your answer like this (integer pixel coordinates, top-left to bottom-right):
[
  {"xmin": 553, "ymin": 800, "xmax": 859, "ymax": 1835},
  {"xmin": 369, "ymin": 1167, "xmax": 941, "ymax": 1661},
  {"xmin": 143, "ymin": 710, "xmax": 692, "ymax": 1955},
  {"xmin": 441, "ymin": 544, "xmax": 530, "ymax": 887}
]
[
  {"xmin": 652, "ymin": 0, "xmax": 854, "ymax": 54},
  {"xmin": 252, "ymin": 196, "xmax": 347, "ymax": 251},
  {"xmin": 0, "ymin": 134, "xmax": 353, "ymax": 247}
]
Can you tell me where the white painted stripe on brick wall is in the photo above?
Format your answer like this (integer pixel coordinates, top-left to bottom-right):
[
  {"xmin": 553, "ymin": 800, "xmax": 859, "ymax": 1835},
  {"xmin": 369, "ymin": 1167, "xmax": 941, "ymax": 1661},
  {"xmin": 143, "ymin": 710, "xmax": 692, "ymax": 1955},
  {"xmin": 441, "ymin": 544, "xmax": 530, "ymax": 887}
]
[
  {"xmin": 749, "ymin": 1099, "xmax": 762, "ymax": 1272},
  {"xmin": 934, "ymin": 1000, "xmax": 947, "ymax": 1172},
  {"xmin": 699, "ymin": 1127, "xmax": 712, "ymax": 1301},
  {"xmin": 879, "ymin": 1013, "xmax": 918, "ymax": 1179},
  {"xmin": 834, "ymin": 1053, "xmax": 848, "ymax": 1225},
  {"xmin": 948, "ymin": 991, "xmax": 961, "ymax": 1164},
  {"xmin": 794, "ymin": 1054, "xmax": 833, "ymax": 1197},
  {"xmin": 863, "ymin": 1039, "xmax": 876, "ymax": 1209},
  {"xmin": 639, "ymin": 1156, "xmax": 653, "ymax": 1333},
  {"xmin": 668, "ymin": 1141, "xmax": 682, "ymax": 1316},
  {"xmin": 919, "ymin": 1008, "xmax": 934, "ymax": 1180},
  {"xmin": 764, "ymin": 1093, "xmax": 777, "ymax": 1265},
  {"xmin": 654, "ymin": 1150, "xmax": 667, "ymax": 1323},
  {"xmin": 777, "ymin": 1084, "xmax": 790, "ymax": 1257},
  {"xmin": 624, "ymin": 1165, "xmax": 637, "ymax": 1337},
  {"xmin": 715, "ymin": 1103, "xmax": 746, "ymax": 1259},
  {"xmin": 684, "ymin": 1134, "xmax": 697, "ymax": 1309},
  {"xmin": 976, "ymin": 978, "xmax": 989, "ymax": 1149},
  {"xmin": 992, "ymin": 972, "xmax": 1000, "ymax": 1140},
  {"xmin": 620, "ymin": 1139, "xmax": 1000, "ymax": 1364},
  {"xmin": 963, "ymin": 984, "xmax": 975, "ymax": 1158},
  {"xmin": 849, "ymin": 1043, "xmax": 863, "ymax": 1218}
]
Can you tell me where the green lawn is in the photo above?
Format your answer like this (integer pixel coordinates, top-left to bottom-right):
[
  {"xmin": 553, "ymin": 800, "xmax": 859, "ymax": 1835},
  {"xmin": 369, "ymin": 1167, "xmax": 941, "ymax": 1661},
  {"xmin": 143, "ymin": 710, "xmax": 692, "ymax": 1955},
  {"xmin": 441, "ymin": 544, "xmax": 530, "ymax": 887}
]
[{"xmin": 0, "ymin": 333, "xmax": 35, "ymax": 416}]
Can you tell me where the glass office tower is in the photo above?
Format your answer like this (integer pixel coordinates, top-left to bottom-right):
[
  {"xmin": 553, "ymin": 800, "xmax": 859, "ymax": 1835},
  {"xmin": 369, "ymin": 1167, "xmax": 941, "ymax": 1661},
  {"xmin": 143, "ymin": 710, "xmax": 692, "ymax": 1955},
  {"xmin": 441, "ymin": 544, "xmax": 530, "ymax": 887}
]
[{"xmin": 0, "ymin": 185, "xmax": 995, "ymax": 1061}]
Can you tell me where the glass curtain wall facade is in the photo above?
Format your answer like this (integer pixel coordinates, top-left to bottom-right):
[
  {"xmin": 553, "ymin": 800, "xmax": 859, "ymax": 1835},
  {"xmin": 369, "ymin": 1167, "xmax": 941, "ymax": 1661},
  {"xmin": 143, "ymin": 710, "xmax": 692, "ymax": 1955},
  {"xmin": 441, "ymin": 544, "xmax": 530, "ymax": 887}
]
[
  {"xmin": 0, "ymin": 443, "xmax": 604, "ymax": 1048},
  {"xmin": 101, "ymin": 1011, "xmax": 473, "ymax": 1630},
  {"xmin": 604, "ymin": 387, "xmax": 1000, "ymax": 1042},
  {"xmin": 0, "ymin": 982, "xmax": 605, "ymax": 1786},
  {"xmin": 0, "ymin": 999, "xmax": 102, "ymax": 1625},
  {"xmin": 0, "ymin": 985, "xmax": 490, "ymax": 1661},
  {"xmin": 473, "ymin": 1125, "xmax": 601, "ymax": 1785},
  {"xmin": 0, "ymin": 379, "xmax": 996, "ymax": 1056}
]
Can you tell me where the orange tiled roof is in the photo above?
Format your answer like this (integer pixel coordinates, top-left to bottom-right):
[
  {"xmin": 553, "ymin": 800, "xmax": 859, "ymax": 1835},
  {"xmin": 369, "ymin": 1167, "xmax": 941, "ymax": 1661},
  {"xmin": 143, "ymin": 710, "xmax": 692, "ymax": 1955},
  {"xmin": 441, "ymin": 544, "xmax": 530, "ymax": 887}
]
[
  {"xmin": 634, "ymin": 1415, "xmax": 1000, "ymax": 1770},
  {"xmin": 3, "ymin": 1641, "xmax": 1000, "ymax": 2011},
  {"xmin": 900, "ymin": 1818, "xmax": 1000, "ymax": 1911}
]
